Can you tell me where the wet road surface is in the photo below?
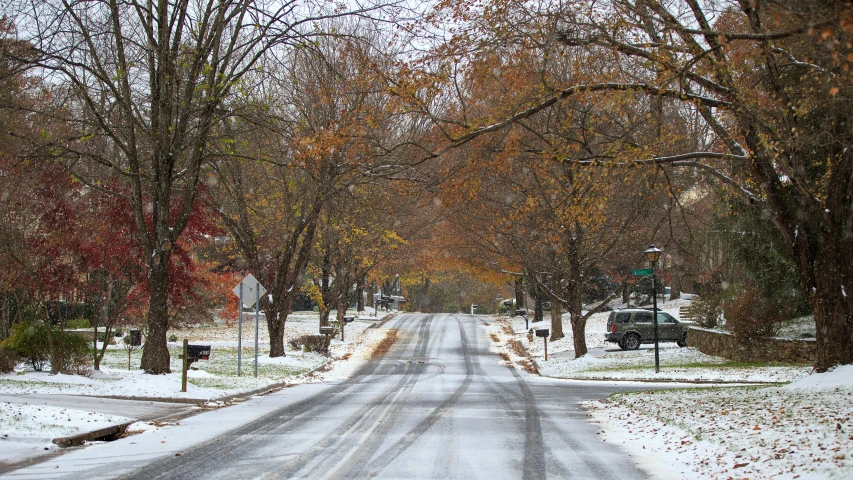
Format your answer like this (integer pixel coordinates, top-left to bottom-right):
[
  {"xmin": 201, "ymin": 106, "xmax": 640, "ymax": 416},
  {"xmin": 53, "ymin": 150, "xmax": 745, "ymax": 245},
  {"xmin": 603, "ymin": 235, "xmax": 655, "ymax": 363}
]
[{"xmin": 7, "ymin": 314, "xmax": 652, "ymax": 480}]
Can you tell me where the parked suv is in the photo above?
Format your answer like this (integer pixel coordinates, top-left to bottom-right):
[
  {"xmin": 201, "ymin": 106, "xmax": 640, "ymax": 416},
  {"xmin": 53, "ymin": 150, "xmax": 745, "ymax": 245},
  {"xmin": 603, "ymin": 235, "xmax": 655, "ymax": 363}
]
[{"xmin": 605, "ymin": 308, "xmax": 690, "ymax": 350}]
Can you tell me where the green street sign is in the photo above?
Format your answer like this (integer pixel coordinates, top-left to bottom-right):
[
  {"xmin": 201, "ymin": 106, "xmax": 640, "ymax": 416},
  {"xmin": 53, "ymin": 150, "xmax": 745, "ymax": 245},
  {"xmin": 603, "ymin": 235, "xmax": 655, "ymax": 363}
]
[{"xmin": 631, "ymin": 268, "xmax": 653, "ymax": 276}]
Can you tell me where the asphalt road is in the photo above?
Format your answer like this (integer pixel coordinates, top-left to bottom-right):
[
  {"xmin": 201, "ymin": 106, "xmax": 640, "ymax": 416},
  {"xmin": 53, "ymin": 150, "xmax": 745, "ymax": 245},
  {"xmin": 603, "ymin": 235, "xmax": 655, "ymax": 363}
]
[
  {"xmin": 6, "ymin": 313, "xmax": 654, "ymax": 479},
  {"xmin": 122, "ymin": 313, "xmax": 649, "ymax": 480}
]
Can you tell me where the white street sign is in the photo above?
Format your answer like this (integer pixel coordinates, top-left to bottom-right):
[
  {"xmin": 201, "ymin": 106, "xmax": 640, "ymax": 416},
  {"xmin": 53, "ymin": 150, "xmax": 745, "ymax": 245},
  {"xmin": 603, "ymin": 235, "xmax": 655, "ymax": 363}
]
[{"xmin": 232, "ymin": 274, "xmax": 267, "ymax": 308}]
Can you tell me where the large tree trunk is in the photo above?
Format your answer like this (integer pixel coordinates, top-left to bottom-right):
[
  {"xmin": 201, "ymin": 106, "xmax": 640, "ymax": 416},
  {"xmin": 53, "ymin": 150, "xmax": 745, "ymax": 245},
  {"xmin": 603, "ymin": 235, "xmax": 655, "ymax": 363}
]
[
  {"xmin": 514, "ymin": 276, "xmax": 525, "ymax": 309},
  {"xmin": 319, "ymin": 251, "xmax": 332, "ymax": 326},
  {"xmin": 264, "ymin": 299, "xmax": 286, "ymax": 357},
  {"xmin": 564, "ymin": 233, "xmax": 587, "ymax": 358},
  {"xmin": 356, "ymin": 275, "xmax": 365, "ymax": 312},
  {"xmin": 533, "ymin": 293, "xmax": 544, "ymax": 323},
  {"xmin": 566, "ymin": 272, "xmax": 588, "ymax": 358},
  {"xmin": 790, "ymin": 220, "xmax": 853, "ymax": 371},
  {"xmin": 140, "ymin": 261, "xmax": 171, "ymax": 373},
  {"xmin": 550, "ymin": 297, "xmax": 564, "ymax": 341}
]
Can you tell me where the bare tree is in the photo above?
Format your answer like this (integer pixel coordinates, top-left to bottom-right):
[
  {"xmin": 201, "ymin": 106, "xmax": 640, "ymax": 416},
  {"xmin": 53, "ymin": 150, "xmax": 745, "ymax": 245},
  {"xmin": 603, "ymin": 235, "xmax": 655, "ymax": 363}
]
[{"xmin": 8, "ymin": 0, "xmax": 399, "ymax": 373}]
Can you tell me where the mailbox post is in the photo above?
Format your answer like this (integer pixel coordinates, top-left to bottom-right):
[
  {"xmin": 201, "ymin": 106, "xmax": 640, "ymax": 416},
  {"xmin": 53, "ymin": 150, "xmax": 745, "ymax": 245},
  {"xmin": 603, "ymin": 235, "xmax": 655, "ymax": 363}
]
[
  {"xmin": 180, "ymin": 339, "xmax": 211, "ymax": 392},
  {"xmin": 319, "ymin": 325, "xmax": 334, "ymax": 355},
  {"xmin": 341, "ymin": 316, "xmax": 354, "ymax": 341},
  {"xmin": 535, "ymin": 328, "xmax": 550, "ymax": 360}
]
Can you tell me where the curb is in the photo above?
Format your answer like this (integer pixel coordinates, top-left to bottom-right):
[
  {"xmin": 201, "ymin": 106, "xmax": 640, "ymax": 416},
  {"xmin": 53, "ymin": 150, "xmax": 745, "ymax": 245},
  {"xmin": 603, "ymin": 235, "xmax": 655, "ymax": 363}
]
[
  {"xmin": 47, "ymin": 315, "xmax": 401, "ymax": 452},
  {"xmin": 52, "ymin": 421, "xmax": 135, "ymax": 448},
  {"xmin": 537, "ymin": 374, "xmax": 786, "ymax": 385}
]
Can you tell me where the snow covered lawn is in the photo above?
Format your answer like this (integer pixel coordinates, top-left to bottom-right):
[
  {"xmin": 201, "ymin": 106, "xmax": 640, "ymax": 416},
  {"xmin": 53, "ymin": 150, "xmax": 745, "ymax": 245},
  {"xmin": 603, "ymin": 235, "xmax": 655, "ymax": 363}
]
[
  {"xmin": 586, "ymin": 365, "xmax": 853, "ymax": 479},
  {"xmin": 0, "ymin": 402, "xmax": 135, "ymax": 467},
  {"xmin": 0, "ymin": 312, "xmax": 379, "ymax": 399},
  {"xmin": 0, "ymin": 312, "xmax": 391, "ymax": 466},
  {"xmin": 495, "ymin": 301, "xmax": 812, "ymax": 384}
]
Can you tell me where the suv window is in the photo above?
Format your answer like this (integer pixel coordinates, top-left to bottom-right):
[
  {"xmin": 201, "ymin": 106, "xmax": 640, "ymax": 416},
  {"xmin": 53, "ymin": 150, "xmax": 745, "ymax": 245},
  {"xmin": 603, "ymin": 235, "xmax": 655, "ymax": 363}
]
[
  {"xmin": 634, "ymin": 312, "xmax": 653, "ymax": 323},
  {"xmin": 615, "ymin": 313, "xmax": 631, "ymax": 324},
  {"xmin": 658, "ymin": 313, "xmax": 676, "ymax": 323}
]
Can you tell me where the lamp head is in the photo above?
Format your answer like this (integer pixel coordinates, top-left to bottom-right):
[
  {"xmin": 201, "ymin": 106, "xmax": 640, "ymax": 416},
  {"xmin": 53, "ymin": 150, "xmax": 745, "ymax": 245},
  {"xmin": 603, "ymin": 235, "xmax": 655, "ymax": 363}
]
[{"xmin": 644, "ymin": 245, "xmax": 662, "ymax": 263}]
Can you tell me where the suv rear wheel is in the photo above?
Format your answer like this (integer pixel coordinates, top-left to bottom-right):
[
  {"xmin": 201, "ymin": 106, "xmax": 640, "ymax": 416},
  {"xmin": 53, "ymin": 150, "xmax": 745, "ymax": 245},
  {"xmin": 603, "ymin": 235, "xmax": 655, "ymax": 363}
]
[
  {"xmin": 624, "ymin": 333, "xmax": 641, "ymax": 350},
  {"xmin": 618, "ymin": 339, "xmax": 628, "ymax": 351},
  {"xmin": 677, "ymin": 333, "xmax": 687, "ymax": 348}
]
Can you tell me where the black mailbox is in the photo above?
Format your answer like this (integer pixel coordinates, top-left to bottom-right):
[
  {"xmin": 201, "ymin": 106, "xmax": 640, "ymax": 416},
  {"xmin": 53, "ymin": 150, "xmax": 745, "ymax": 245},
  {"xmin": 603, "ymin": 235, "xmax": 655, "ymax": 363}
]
[
  {"xmin": 342, "ymin": 316, "xmax": 355, "ymax": 323},
  {"xmin": 515, "ymin": 309, "xmax": 527, "ymax": 317},
  {"xmin": 187, "ymin": 344, "xmax": 211, "ymax": 360},
  {"xmin": 535, "ymin": 329, "xmax": 549, "ymax": 338},
  {"xmin": 319, "ymin": 325, "xmax": 335, "ymax": 335}
]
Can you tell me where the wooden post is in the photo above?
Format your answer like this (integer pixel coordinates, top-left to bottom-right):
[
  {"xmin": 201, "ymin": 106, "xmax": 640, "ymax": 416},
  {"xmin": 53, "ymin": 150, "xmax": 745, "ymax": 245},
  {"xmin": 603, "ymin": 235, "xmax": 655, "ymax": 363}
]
[
  {"xmin": 544, "ymin": 336, "xmax": 548, "ymax": 361},
  {"xmin": 181, "ymin": 339, "xmax": 188, "ymax": 392}
]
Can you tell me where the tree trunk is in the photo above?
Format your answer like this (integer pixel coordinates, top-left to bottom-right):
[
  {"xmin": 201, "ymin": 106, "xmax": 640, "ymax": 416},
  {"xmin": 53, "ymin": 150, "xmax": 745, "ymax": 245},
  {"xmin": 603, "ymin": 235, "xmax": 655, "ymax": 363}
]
[
  {"xmin": 515, "ymin": 276, "xmax": 525, "ymax": 309},
  {"xmin": 140, "ymin": 261, "xmax": 171, "ymax": 373},
  {"xmin": 564, "ymin": 233, "xmax": 587, "ymax": 358},
  {"xmin": 533, "ymin": 293, "xmax": 543, "ymax": 323},
  {"xmin": 670, "ymin": 272, "xmax": 682, "ymax": 301},
  {"xmin": 268, "ymin": 313, "xmax": 286, "ymax": 357},
  {"xmin": 264, "ymin": 298, "xmax": 286, "ymax": 357},
  {"xmin": 796, "ymin": 232, "xmax": 853, "ymax": 371},
  {"xmin": 569, "ymin": 310, "xmax": 587, "ymax": 357},
  {"xmin": 566, "ymin": 269, "xmax": 588, "ymax": 357},
  {"xmin": 356, "ymin": 275, "xmax": 365, "ymax": 312},
  {"xmin": 457, "ymin": 278, "xmax": 464, "ymax": 313},
  {"xmin": 44, "ymin": 304, "xmax": 59, "ymax": 375},
  {"xmin": 550, "ymin": 298, "xmax": 564, "ymax": 341},
  {"xmin": 319, "ymin": 251, "xmax": 332, "ymax": 326}
]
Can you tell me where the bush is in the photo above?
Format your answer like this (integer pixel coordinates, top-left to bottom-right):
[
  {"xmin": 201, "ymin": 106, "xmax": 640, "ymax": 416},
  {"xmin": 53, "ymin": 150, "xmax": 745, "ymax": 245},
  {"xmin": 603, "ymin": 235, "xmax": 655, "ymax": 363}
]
[
  {"xmin": 66, "ymin": 318, "xmax": 91, "ymax": 329},
  {"xmin": 0, "ymin": 346, "xmax": 17, "ymax": 374},
  {"xmin": 289, "ymin": 334, "xmax": 330, "ymax": 354},
  {"xmin": 723, "ymin": 285, "xmax": 789, "ymax": 337},
  {"xmin": 52, "ymin": 332, "xmax": 92, "ymax": 375},
  {"xmin": 691, "ymin": 294, "xmax": 724, "ymax": 329},
  {"xmin": 1, "ymin": 320, "xmax": 49, "ymax": 371},
  {"xmin": 168, "ymin": 334, "xmax": 178, "ymax": 342},
  {"xmin": 0, "ymin": 320, "xmax": 91, "ymax": 373}
]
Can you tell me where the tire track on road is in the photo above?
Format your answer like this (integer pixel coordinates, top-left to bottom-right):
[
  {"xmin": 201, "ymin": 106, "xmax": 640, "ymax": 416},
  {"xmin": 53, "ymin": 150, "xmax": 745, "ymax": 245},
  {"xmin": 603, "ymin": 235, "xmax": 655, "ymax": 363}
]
[{"xmin": 120, "ymin": 315, "xmax": 429, "ymax": 480}]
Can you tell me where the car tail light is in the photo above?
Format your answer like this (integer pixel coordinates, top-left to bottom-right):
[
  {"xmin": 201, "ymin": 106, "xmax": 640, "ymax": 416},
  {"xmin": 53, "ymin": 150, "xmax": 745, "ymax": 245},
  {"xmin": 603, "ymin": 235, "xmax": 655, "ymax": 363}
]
[{"xmin": 611, "ymin": 323, "xmax": 616, "ymax": 333}]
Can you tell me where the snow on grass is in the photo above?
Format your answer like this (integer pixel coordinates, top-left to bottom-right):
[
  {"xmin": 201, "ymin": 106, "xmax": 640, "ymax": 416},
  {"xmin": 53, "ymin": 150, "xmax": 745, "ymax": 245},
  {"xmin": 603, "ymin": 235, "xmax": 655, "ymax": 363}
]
[
  {"xmin": 0, "ymin": 312, "xmax": 382, "ymax": 399},
  {"xmin": 0, "ymin": 313, "xmax": 395, "ymax": 466},
  {"xmin": 586, "ymin": 366, "xmax": 853, "ymax": 479},
  {"xmin": 0, "ymin": 402, "xmax": 135, "ymax": 465},
  {"xmin": 496, "ymin": 300, "xmax": 812, "ymax": 384},
  {"xmin": 540, "ymin": 347, "xmax": 811, "ymax": 383},
  {"xmin": 776, "ymin": 315, "xmax": 816, "ymax": 339},
  {"xmin": 0, "ymin": 403, "xmax": 132, "ymax": 439}
]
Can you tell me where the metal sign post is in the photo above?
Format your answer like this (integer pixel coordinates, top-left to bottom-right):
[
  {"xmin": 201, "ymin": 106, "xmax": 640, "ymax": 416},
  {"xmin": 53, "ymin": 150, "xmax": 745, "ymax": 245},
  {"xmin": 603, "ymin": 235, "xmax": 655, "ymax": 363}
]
[
  {"xmin": 232, "ymin": 274, "xmax": 266, "ymax": 379},
  {"xmin": 238, "ymin": 284, "xmax": 243, "ymax": 376},
  {"xmin": 255, "ymin": 280, "xmax": 260, "ymax": 378}
]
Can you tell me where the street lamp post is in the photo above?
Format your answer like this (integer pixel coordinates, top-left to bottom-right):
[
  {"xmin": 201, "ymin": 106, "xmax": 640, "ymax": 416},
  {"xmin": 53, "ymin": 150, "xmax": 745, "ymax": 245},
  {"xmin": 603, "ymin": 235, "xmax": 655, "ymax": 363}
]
[{"xmin": 645, "ymin": 245, "xmax": 662, "ymax": 373}]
